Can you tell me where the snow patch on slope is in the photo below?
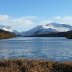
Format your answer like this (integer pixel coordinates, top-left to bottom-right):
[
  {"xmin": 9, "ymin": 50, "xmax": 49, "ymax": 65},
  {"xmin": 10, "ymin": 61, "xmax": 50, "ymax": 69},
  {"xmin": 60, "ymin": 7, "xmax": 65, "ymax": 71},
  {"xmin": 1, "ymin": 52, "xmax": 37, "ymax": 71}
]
[
  {"xmin": 0, "ymin": 25, "xmax": 13, "ymax": 32},
  {"xmin": 2, "ymin": 27, "xmax": 13, "ymax": 32},
  {"xmin": 42, "ymin": 24, "xmax": 70, "ymax": 32}
]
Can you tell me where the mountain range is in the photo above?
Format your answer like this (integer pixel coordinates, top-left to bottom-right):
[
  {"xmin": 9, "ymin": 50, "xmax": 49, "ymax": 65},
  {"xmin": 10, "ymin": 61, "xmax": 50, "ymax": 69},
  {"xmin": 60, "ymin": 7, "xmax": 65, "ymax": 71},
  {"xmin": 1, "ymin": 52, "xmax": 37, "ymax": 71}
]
[
  {"xmin": 0, "ymin": 23, "xmax": 72, "ymax": 38},
  {"xmin": 20, "ymin": 23, "xmax": 72, "ymax": 37}
]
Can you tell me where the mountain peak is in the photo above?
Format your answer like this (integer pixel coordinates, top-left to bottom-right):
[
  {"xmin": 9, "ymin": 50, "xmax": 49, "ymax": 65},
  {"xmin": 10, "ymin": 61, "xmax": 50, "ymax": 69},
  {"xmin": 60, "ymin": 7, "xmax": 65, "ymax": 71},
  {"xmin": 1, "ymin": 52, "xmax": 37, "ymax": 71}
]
[
  {"xmin": 0, "ymin": 25, "xmax": 13, "ymax": 32},
  {"xmin": 21, "ymin": 23, "xmax": 72, "ymax": 36},
  {"xmin": 2, "ymin": 26, "xmax": 13, "ymax": 32}
]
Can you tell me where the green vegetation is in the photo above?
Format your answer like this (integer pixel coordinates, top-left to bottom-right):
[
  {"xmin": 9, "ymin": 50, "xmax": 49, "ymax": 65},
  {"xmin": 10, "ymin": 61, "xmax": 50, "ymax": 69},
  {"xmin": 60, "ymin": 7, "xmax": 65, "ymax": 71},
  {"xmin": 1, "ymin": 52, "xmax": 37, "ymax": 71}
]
[{"xmin": 0, "ymin": 59, "xmax": 72, "ymax": 72}]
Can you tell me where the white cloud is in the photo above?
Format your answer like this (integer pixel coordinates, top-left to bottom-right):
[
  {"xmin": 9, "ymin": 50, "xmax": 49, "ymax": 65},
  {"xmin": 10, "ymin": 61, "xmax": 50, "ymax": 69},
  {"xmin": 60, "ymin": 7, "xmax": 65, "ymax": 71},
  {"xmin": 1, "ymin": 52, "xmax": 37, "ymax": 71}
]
[
  {"xmin": 40, "ymin": 16, "xmax": 72, "ymax": 26},
  {"xmin": 0, "ymin": 15, "xmax": 10, "ymax": 22},
  {"xmin": 0, "ymin": 15, "xmax": 35, "ymax": 25},
  {"xmin": 0, "ymin": 15, "xmax": 72, "ymax": 31},
  {"xmin": 39, "ymin": 20, "xmax": 52, "ymax": 25},
  {"xmin": 0, "ymin": 15, "xmax": 36, "ymax": 31},
  {"xmin": 9, "ymin": 18, "xmax": 33, "ymax": 25},
  {"xmin": 53, "ymin": 16, "xmax": 72, "ymax": 25}
]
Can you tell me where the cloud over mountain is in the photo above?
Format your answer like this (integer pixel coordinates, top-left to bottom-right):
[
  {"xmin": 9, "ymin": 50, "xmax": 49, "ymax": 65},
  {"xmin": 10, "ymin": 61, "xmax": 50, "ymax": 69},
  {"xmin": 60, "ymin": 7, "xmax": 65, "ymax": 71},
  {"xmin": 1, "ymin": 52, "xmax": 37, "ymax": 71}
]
[
  {"xmin": 53, "ymin": 16, "xmax": 72, "ymax": 25},
  {"xmin": 0, "ymin": 15, "xmax": 72, "ymax": 32},
  {"xmin": 0, "ymin": 15, "xmax": 35, "ymax": 25}
]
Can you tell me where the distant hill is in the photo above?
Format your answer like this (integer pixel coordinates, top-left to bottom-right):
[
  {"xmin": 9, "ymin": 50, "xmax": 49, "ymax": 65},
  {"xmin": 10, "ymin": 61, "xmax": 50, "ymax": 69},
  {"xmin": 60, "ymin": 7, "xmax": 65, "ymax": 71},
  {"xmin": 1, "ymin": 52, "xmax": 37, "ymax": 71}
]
[{"xmin": 0, "ymin": 29, "xmax": 16, "ymax": 39}]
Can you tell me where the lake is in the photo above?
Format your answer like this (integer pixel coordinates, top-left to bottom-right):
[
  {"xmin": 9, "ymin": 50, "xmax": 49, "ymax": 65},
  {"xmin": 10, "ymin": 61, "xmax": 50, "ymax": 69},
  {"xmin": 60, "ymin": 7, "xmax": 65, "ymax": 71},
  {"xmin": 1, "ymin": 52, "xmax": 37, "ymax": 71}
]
[{"xmin": 0, "ymin": 37, "xmax": 72, "ymax": 61}]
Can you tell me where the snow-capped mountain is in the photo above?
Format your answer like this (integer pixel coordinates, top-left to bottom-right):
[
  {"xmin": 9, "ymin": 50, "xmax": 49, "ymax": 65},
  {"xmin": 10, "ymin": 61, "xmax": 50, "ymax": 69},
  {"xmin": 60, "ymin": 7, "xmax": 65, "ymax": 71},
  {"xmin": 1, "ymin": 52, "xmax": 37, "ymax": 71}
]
[
  {"xmin": 0, "ymin": 23, "xmax": 72, "ymax": 37},
  {"xmin": 0, "ymin": 25, "xmax": 20, "ymax": 36},
  {"xmin": 42, "ymin": 23, "xmax": 71, "ymax": 32},
  {"xmin": 0, "ymin": 25, "xmax": 13, "ymax": 32},
  {"xmin": 21, "ymin": 23, "xmax": 72, "ymax": 36}
]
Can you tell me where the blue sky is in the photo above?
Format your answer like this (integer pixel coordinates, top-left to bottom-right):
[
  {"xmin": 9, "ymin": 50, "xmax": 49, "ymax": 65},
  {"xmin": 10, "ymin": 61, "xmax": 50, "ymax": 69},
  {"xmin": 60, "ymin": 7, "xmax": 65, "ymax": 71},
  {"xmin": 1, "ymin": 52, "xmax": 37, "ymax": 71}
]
[{"xmin": 0, "ymin": 0, "xmax": 72, "ymax": 32}]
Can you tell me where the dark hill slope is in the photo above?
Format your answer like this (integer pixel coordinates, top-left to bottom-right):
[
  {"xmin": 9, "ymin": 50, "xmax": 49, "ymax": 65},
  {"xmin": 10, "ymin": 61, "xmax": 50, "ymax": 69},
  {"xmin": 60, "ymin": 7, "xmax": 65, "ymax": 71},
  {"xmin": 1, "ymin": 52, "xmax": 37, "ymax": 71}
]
[
  {"xmin": 0, "ymin": 29, "xmax": 16, "ymax": 39},
  {"xmin": 27, "ymin": 31, "xmax": 72, "ymax": 38}
]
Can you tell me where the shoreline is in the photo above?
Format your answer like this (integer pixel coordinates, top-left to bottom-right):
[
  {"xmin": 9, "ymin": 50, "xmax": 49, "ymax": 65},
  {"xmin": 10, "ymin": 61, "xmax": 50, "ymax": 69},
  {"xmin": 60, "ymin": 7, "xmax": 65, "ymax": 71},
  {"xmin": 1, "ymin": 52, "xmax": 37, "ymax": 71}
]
[{"xmin": 0, "ymin": 59, "xmax": 72, "ymax": 72}]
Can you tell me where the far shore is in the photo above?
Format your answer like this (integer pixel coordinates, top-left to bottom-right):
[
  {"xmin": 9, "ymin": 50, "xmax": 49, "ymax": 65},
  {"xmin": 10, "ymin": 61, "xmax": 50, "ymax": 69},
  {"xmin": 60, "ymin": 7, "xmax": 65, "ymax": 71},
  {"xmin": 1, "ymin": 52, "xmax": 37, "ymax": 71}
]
[{"xmin": 0, "ymin": 58, "xmax": 72, "ymax": 72}]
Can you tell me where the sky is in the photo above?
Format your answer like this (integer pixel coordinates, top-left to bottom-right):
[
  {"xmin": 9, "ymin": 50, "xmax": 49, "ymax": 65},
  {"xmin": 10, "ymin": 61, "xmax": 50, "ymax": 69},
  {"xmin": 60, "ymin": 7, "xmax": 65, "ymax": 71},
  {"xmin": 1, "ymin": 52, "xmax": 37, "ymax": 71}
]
[{"xmin": 0, "ymin": 0, "xmax": 72, "ymax": 32}]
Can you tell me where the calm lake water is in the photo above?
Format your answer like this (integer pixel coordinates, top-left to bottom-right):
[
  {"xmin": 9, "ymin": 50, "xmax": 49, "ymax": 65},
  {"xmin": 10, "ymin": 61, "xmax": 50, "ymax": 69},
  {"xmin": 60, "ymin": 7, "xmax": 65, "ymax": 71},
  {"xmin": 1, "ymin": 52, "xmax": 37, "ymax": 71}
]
[{"xmin": 0, "ymin": 37, "xmax": 72, "ymax": 61}]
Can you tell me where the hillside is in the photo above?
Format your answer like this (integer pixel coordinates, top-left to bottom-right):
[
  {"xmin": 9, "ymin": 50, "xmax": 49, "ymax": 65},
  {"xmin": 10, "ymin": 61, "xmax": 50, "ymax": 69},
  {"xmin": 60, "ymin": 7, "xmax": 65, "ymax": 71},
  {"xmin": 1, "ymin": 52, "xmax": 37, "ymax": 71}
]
[{"xmin": 0, "ymin": 29, "xmax": 16, "ymax": 39}]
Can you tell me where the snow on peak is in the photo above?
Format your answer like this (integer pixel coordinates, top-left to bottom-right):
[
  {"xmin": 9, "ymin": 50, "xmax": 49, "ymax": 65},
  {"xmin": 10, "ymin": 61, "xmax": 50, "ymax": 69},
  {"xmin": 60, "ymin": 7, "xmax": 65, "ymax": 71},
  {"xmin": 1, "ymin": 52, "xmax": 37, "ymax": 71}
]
[
  {"xmin": 42, "ymin": 24, "xmax": 54, "ymax": 29},
  {"xmin": 42, "ymin": 23, "xmax": 71, "ymax": 32},
  {"xmin": 2, "ymin": 27, "xmax": 13, "ymax": 32},
  {"xmin": 0, "ymin": 25, "xmax": 13, "ymax": 32},
  {"xmin": 21, "ymin": 23, "xmax": 72, "ymax": 36}
]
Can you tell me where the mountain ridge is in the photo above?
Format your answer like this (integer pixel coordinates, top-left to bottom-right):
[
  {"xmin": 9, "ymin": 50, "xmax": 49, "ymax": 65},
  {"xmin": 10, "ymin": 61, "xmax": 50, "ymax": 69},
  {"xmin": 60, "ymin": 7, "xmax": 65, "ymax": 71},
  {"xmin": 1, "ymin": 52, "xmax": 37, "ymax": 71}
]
[
  {"xmin": 21, "ymin": 23, "xmax": 72, "ymax": 36},
  {"xmin": 0, "ymin": 23, "xmax": 72, "ymax": 38}
]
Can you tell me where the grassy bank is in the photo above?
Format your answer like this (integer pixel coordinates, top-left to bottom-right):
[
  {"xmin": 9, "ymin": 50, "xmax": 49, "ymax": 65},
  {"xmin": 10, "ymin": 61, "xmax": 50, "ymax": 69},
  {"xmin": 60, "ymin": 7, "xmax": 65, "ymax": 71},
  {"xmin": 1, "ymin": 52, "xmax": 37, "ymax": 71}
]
[{"xmin": 0, "ymin": 59, "xmax": 72, "ymax": 72}]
